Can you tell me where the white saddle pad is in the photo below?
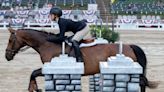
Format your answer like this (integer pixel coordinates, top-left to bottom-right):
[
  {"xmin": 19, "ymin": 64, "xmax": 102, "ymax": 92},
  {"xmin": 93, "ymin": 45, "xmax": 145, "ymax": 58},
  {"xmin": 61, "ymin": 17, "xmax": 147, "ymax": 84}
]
[{"xmin": 79, "ymin": 38, "xmax": 108, "ymax": 48}]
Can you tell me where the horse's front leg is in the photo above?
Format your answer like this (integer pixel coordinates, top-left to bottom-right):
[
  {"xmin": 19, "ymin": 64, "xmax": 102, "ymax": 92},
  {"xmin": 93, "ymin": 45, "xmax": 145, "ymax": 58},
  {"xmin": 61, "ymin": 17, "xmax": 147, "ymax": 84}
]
[{"xmin": 28, "ymin": 68, "xmax": 44, "ymax": 92}]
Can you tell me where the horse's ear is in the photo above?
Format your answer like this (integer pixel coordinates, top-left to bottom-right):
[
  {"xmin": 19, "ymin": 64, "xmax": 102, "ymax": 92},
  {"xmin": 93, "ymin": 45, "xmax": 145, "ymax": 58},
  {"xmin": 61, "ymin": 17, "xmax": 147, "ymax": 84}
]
[{"xmin": 8, "ymin": 27, "xmax": 15, "ymax": 33}]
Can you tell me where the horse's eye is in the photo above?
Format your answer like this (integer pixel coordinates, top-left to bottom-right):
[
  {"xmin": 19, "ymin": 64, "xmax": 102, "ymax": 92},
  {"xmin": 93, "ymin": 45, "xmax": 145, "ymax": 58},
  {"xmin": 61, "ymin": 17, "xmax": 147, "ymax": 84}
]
[
  {"xmin": 9, "ymin": 39, "xmax": 12, "ymax": 43},
  {"xmin": 11, "ymin": 32, "xmax": 15, "ymax": 34}
]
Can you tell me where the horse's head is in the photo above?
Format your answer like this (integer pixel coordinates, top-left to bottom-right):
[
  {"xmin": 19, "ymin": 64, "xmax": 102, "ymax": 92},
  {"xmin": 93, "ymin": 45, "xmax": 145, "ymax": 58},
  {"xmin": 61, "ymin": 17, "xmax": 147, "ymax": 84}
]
[{"xmin": 5, "ymin": 28, "xmax": 25, "ymax": 61}]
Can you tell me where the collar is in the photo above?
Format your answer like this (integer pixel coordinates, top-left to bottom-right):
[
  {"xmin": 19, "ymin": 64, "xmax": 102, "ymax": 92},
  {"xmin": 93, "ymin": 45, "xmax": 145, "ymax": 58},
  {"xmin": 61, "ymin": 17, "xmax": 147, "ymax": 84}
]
[{"xmin": 56, "ymin": 18, "xmax": 59, "ymax": 23}]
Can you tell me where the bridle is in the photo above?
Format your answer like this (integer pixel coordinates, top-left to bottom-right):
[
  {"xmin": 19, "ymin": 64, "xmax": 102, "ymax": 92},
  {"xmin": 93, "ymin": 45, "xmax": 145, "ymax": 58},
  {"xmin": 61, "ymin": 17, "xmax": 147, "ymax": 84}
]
[{"xmin": 6, "ymin": 32, "xmax": 18, "ymax": 55}]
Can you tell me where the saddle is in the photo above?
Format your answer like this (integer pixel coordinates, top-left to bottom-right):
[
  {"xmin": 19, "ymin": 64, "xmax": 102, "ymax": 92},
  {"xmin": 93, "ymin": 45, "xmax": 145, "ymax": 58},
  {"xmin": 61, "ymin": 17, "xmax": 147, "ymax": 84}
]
[{"xmin": 66, "ymin": 36, "xmax": 108, "ymax": 48}]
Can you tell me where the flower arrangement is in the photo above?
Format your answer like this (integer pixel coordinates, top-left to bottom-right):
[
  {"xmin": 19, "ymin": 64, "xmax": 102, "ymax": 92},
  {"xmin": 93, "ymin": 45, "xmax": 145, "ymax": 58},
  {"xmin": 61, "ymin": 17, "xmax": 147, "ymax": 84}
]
[{"xmin": 90, "ymin": 25, "xmax": 120, "ymax": 43}]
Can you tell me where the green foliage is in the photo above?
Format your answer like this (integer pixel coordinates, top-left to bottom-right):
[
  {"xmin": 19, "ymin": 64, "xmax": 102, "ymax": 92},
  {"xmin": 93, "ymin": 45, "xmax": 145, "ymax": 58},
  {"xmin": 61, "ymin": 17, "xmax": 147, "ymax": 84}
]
[{"xmin": 90, "ymin": 26, "xmax": 120, "ymax": 43}]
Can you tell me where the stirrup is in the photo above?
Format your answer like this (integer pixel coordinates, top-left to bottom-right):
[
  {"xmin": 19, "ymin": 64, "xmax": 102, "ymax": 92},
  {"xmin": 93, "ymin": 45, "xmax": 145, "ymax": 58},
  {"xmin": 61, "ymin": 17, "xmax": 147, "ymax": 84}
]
[{"xmin": 76, "ymin": 58, "xmax": 83, "ymax": 62}]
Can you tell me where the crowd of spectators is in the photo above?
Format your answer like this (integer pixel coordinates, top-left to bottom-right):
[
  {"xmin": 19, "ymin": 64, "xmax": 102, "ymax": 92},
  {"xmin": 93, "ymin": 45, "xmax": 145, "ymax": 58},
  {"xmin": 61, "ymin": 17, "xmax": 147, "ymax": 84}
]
[
  {"xmin": 0, "ymin": 0, "xmax": 99, "ymax": 27},
  {"xmin": 111, "ymin": 0, "xmax": 164, "ymax": 14}
]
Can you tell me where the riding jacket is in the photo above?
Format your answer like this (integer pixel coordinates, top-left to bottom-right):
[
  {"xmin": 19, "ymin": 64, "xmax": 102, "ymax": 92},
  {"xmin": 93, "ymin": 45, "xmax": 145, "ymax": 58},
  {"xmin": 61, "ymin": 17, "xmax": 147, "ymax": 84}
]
[{"xmin": 52, "ymin": 18, "xmax": 87, "ymax": 42}]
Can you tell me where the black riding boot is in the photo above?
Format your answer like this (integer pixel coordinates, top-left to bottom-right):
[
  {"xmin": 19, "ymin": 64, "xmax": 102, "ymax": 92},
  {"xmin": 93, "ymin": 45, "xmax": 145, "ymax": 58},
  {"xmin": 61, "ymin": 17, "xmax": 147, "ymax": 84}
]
[{"xmin": 72, "ymin": 40, "xmax": 83, "ymax": 62}]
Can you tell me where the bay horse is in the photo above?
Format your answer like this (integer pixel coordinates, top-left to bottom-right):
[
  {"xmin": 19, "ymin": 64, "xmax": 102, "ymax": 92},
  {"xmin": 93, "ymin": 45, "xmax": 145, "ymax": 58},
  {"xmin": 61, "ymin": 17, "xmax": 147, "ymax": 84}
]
[{"xmin": 5, "ymin": 28, "xmax": 157, "ymax": 92}]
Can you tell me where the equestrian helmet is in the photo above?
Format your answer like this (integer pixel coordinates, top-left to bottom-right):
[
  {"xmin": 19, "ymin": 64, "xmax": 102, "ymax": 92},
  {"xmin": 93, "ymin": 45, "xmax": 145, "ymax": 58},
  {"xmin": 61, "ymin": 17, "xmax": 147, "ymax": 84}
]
[{"xmin": 50, "ymin": 7, "xmax": 62, "ymax": 17}]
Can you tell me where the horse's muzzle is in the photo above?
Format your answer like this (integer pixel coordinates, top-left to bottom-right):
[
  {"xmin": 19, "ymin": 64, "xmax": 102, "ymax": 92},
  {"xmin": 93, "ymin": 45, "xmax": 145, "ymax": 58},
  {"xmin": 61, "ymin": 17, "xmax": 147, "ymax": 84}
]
[{"xmin": 5, "ymin": 52, "xmax": 14, "ymax": 61}]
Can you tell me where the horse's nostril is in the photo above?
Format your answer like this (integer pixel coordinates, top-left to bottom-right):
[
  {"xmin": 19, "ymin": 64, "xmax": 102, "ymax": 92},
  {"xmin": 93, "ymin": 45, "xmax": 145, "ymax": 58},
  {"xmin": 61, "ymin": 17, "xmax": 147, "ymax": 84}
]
[{"xmin": 5, "ymin": 53, "xmax": 13, "ymax": 61}]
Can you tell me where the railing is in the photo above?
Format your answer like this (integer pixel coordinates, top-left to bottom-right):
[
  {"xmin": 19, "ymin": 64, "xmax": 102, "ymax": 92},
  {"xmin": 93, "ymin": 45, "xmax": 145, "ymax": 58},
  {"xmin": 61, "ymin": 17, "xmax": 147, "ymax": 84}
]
[{"xmin": 0, "ymin": 20, "xmax": 164, "ymax": 31}]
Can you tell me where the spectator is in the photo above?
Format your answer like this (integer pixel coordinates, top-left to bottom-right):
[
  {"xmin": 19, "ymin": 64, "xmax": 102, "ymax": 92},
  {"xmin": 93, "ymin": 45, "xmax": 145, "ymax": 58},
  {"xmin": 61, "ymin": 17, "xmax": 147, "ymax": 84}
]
[{"xmin": 16, "ymin": 0, "xmax": 22, "ymax": 6}]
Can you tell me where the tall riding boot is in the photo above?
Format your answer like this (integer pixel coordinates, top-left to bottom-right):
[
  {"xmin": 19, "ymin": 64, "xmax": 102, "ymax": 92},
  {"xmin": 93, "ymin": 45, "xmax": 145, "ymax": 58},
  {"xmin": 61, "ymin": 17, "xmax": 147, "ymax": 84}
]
[{"xmin": 72, "ymin": 40, "xmax": 83, "ymax": 62}]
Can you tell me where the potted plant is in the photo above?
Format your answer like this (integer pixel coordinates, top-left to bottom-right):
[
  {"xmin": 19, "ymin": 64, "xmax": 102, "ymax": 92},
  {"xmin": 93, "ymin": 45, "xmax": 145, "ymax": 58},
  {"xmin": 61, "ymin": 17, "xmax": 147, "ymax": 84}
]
[{"xmin": 90, "ymin": 25, "xmax": 120, "ymax": 43}]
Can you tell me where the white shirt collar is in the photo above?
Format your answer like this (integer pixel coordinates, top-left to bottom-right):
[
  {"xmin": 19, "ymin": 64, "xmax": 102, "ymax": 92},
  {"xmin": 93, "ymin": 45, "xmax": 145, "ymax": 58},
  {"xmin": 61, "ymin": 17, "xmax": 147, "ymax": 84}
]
[{"xmin": 55, "ymin": 18, "xmax": 59, "ymax": 23}]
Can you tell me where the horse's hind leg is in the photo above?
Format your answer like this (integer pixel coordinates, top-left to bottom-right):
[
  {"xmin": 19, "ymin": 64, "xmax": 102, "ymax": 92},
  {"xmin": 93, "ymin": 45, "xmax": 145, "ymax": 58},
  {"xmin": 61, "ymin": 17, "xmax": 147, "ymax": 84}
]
[
  {"xmin": 141, "ymin": 87, "xmax": 146, "ymax": 92},
  {"xmin": 140, "ymin": 75, "xmax": 147, "ymax": 92},
  {"xmin": 130, "ymin": 45, "xmax": 147, "ymax": 92},
  {"xmin": 28, "ymin": 68, "xmax": 44, "ymax": 92}
]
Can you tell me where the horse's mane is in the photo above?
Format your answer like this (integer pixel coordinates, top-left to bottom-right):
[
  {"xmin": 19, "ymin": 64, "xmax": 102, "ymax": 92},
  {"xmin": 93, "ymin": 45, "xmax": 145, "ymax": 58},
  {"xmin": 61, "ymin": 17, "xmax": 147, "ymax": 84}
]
[
  {"xmin": 18, "ymin": 28, "xmax": 56, "ymax": 36},
  {"xmin": 17, "ymin": 28, "xmax": 65, "ymax": 44}
]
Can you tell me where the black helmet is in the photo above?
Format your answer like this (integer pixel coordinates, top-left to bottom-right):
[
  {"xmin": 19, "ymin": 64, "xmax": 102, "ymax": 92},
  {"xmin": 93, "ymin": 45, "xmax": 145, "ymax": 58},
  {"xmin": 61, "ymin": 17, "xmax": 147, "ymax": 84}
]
[{"xmin": 50, "ymin": 7, "xmax": 62, "ymax": 17}]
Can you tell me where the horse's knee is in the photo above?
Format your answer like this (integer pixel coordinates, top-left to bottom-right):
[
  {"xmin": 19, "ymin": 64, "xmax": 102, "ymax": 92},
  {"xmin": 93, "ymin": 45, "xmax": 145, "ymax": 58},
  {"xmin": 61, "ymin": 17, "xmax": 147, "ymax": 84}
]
[
  {"xmin": 30, "ymin": 68, "xmax": 42, "ymax": 80},
  {"xmin": 30, "ymin": 70, "xmax": 37, "ymax": 80}
]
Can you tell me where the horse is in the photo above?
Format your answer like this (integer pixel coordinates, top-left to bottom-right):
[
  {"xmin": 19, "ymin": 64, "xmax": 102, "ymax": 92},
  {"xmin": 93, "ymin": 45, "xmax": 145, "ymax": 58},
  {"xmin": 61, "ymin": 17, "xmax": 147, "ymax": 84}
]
[{"xmin": 5, "ymin": 28, "xmax": 157, "ymax": 92}]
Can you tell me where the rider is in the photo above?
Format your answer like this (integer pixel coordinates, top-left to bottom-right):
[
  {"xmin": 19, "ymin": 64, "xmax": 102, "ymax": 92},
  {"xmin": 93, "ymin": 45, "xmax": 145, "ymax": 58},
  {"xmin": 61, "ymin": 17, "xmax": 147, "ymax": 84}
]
[{"xmin": 47, "ymin": 7, "xmax": 92, "ymax": 62}]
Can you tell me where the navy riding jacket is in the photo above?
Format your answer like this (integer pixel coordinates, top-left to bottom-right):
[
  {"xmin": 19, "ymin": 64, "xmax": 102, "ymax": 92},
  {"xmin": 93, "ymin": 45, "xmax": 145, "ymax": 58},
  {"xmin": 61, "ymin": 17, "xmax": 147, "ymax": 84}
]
[{"xmin": 56, "ymin": 18, "xmax": 87, "ymax": 41}]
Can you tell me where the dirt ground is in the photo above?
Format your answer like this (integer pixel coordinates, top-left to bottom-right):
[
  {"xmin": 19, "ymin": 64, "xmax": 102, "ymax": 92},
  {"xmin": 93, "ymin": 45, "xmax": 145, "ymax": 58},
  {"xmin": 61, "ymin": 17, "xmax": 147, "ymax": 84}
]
[{"xmin": 0, "ymin": 29, "xmax": 164, "ymax": 92}]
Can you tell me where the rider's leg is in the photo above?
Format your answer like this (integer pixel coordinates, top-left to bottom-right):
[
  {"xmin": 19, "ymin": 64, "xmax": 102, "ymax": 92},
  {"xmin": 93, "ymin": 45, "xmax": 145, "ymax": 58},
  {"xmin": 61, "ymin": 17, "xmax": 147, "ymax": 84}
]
[
  {"xmin": 28, "ymin": 68, "xmax": 44, "ymax": 92},
  {"xmin": 71, "ymin": 25, "xmax": 92, "ymax": 62},
  {"xmin": 72, "ymin": 25, "xmax": 92, "ymax": 41},
  {"xmin": 71, "ymin": 40, "xmax": 83, "ymax": 62},
  {"xmin": 82, "ymin": 29, "xmax": 92, "ymax": 40}
]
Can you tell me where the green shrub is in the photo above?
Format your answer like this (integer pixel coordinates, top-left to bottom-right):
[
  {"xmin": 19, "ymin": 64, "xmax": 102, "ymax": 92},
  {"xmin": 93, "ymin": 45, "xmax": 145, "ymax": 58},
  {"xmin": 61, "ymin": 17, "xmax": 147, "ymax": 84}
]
[{"xmin": 90, "ymin": 26, "xmax": 120, "ymax": 43}]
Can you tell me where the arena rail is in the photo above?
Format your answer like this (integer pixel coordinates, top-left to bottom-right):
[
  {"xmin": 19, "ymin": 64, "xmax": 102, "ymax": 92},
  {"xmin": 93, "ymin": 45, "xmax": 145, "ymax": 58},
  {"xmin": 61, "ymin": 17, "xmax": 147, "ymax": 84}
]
[{"xmin": 0, "ymin": 21, "xmax": 164, "ymax": 31}]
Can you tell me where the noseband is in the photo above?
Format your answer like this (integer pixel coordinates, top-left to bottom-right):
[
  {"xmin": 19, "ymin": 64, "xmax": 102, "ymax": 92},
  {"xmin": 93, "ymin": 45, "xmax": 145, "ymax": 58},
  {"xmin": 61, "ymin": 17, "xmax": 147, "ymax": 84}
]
[{"xmin": 6, "ymin": 32, "xmax": 18, "ymax": 55}]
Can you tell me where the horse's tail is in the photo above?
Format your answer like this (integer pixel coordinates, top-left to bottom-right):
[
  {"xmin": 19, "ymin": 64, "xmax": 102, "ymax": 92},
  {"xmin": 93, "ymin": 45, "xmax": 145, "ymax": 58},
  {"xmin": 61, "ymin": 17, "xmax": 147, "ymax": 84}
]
[{"xmin": 130, "ymin": 45, "xmax": 158, "ymax": 89}]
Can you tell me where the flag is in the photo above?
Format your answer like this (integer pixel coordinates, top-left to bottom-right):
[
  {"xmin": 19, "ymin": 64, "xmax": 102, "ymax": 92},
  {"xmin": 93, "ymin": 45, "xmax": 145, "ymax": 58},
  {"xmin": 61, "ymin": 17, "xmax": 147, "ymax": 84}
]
[{"xmin": 111, "ymin": 0, "xmax": 115, "ymax": 4}]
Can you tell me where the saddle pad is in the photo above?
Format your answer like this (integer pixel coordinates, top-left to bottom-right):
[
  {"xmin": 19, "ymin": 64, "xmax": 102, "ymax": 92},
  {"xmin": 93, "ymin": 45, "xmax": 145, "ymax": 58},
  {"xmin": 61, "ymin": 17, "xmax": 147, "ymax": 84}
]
[{"xmin": 79, "ymin": 38, "xmax": 108, "ymax": 48}]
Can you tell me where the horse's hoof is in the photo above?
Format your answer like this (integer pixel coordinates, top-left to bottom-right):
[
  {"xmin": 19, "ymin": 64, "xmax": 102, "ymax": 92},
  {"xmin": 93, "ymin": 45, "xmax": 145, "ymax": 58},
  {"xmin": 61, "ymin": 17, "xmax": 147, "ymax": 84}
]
[
  {"xmin": 148, "ymin": 81, "xmax": 160, "ymax": 89},
  {"xmin": 36, "ymin": 89, "xmax": 42, "ymax": 92}
]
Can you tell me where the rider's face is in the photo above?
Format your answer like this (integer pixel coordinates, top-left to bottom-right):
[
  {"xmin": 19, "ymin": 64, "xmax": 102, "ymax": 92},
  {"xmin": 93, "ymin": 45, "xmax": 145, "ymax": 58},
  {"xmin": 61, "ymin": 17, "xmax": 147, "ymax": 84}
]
[{"xmin": 50, "ymin": 14, "xmax": 58, "ymax": 21}]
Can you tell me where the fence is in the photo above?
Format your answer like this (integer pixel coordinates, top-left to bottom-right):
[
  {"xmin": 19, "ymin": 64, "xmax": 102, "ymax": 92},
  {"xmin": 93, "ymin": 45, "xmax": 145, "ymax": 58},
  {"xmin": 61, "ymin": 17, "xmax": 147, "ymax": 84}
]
[
  {"xmin": 0, "ymin": 19, "xmax": 164, "ymax": 31},
  {"xmin": 42, "ymin": 54, "xmax": 84, "ymax": 91},
  {"xmin": 42, "ymin": 43, "xmax": 143, "ymax": 92}
]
